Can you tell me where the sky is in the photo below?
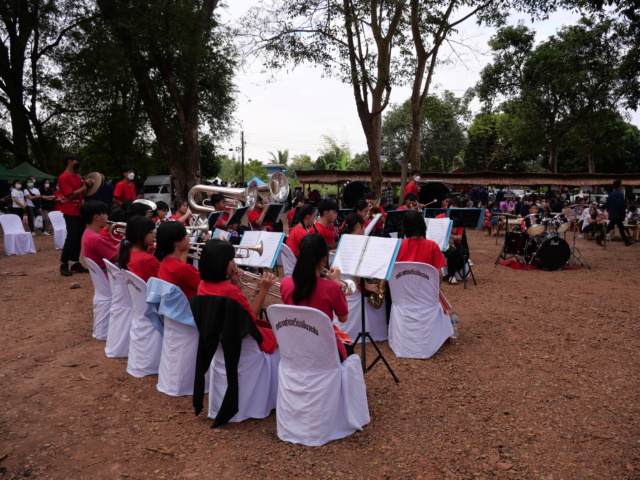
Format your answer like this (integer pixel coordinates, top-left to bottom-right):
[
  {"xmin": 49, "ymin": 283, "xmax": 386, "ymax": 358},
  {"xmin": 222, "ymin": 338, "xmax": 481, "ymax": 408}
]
[{"xmin": 218, "ymin": 4, "xmax": 639, "ymax": 163}]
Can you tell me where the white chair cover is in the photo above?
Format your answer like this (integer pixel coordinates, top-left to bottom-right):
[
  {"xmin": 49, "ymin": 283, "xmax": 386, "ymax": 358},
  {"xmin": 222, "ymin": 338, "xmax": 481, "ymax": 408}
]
[
  {"xmin": 278, "ymin": 243, "xmax": 297, "ymax": 277},
  {"xmin": 122, "ymin": 271, "xmax": 162, "ymax": 377},
  {"xmin": 0, "ymin": 214, "xmax": 36, "ymax": 256},
  {"xmin": 208, "ymin": 337, "xmax": 280, "ymax": 423},
  {"xmin": 267, "ymin": 304, "xmax": 370, "ymax": 446},
  {"xmin": 387, "ymin": 262, "xmax": 453, "ymax": 359},
  {"xmin": 157, "ymin": 312, "xmax": 208, "ymax": 397},
  {"xmin": 48, "ymin": 211, "xmax": 67, "ymax": 250},
  {"xmin": 103, "ymin": 259, "xmax": 133, "ymax": 358},
  {"xmin": 84, "ymin": 258, "xmax": 111, "ymax": 340},
  {"xmin": 334, "ymin": 274, "xmax": 388, "ymax": 342}
]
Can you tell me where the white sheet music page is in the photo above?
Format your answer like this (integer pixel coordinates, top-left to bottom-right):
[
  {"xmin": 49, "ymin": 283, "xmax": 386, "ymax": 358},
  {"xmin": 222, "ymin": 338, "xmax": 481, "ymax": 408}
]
[
  {"xmin": 364, "ymin": 213, "xmax": 383, "ymax": 236},
  {"xmin": 332, "ymin": 234, "xmax": 367, "ymax": 276},
  {"xmin": 234, "ymin": 231, "xmax": 262, "ymax": 266},
  {"xmin": 425, "ymin": 218, "xmax": 452, "ymax": 251},
  {"xmin": 357, "ymin": 236, "xmax": 400, "ymax": 279},
  {"xmin": 255, "ymin": 232, "xmax": 284, "ymax": 269}
]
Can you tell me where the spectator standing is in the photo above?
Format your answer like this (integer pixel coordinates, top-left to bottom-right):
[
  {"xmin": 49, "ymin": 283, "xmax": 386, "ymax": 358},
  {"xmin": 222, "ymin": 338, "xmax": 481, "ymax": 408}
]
[
  {"xmin": 23, "ymin": 177, "xmax": 42, "ymax": 236},
  {"xmin": 604, "ymin": 180, "xmax": 633, "ymax": 246},
  {"xmin": 381, "ymin": 180, "xmax": 394, "ymax": 207},
  {"xmin": 10, "ymin": 180, "xmax": 26, "ymax": 219},
  {"xmin": 39, "ymin": 180, "xmax": 55, "ymax": 235}
]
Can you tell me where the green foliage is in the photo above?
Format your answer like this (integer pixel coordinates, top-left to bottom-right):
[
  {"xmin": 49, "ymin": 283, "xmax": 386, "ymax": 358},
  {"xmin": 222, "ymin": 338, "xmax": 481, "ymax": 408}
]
[
  {"xmin": 287, "ymin": 154, "xmax": 314, "ymax": 179},
  {"xmin": 314, "ymin": 135, "xmax": 351, "ymax": 170},
  {"xmin": 267, "ymin": 149, "xmax": 289, "ymax": 165},
  {"xmin": 200, "ymin": 136, "xmax": 223, "ymax": 179},
  {"xmin": 244, "ymin": 159, "xmax": 269, "ymax": 182},
  {"xmin": 349, "ymin": 152, "xmax": 370, "ymax": 171}
]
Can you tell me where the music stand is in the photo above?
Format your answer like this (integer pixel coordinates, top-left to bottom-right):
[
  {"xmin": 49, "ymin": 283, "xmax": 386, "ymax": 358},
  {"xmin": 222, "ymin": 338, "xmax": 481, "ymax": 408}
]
[
  {"xmin": 207, "ymin": 211, "xmax": 224, "ymax": 232},
  {"xmin": 424, "ymin": 208, "xmax": 447, "ymax": 219},
  {"xmin": 383, "ymin": 210, "xmax": 409, "ymax": 237},
  {"xmin": 226, "ymin": 206, "xmax": 249, "ymax": 226},
  {"xmin": 262, "ymin": 204, "xmax": 285, "ymax": 225}
]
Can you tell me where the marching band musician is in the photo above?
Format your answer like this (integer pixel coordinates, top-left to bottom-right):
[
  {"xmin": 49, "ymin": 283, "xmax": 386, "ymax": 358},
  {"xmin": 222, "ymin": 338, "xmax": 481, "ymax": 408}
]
[
  {"xmin": 170, "ymin": 198, "xmax": 192, "ymax": 226},
  {"xmin": 286, "ymin": 203, "xmax": 316, "ymax": 257},
  {"xmin": 247, "ymin": 196, "xmax": 273, "ymax": 231},
  {"xmin": 102, "ymin": 207, "xmax": 126, "ymax": 246},
  {"xmin": 152, "ymin": 201, "xmax": 170, "ymax": 226},
  {"xmin": 119, "ymin": 216, "xmax": 160, "ymax": 281},
  {"xmin": 397, "ymin": 192, "xmax": 419, "ymax": 211},
  {"xmin": 156, "ymin": 221, "xmax": 200, "ymax": 299},
  {"xmin": 80, "ymin": 200, "xmax": 119, "ymax": 273},
  {"xmin": 403, "ymin": 170, "xmax": 420, "ymax": 198},
  {"xmin": 365, "ymin": 192, "xmax": 386, "ymax": 235},
  {"xmin": 112, "ymin": 165, "xmax": 137, "ymax": 207},
  {"xmin": 313, "ymin": 199, "xmax": 340, "ymax": 250},
  {"xmin": 280, "ymin": 234, "xmax": 352, "ymax": 362},
  {"xmin": 395, "ymin": 210, "xmax": 447, "ymax": 282},
  {"xmin": 197, "ymin": 239, "xmax": 277, "ymax": 354},
  {"xmin": 436, "ymin": 198, "xmax": 467, "ymax": 284}
]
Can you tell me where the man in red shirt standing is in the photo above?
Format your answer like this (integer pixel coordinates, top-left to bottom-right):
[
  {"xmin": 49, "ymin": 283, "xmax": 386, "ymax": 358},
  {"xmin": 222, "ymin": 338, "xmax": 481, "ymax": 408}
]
[
  {"xmin": 313, "ymin": 199, "xmax": 339, "ymax": 249},
  {"xmin": 404, "ymin": 170, "xmax": 420, "ymax": 198},
  {"xmin": 58, "ymin": 153, "xmax": 94, "ymax": 276},
  {"xmin": 113, "ymin": 165, "xmax": 137, "ymax": 207}
]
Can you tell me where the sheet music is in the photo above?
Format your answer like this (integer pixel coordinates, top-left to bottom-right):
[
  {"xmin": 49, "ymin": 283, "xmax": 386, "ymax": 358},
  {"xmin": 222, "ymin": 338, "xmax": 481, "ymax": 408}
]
[
  {"xmin": 424, "ymin": 217, "xmax": 452, "ymax": 251},
  {"xmin": 331, "ymin": 235, "xmax": 367, "ymax": 276},
  {"xmin": 234, "ymin": 231, "xmax": 284, "ymax": 269},
  {"xmin": 357, "ymin": 236, "xmax": 400, "ymax": 279},
  {"xmin": 364, "ymin": 213, "xmax": 382, "ymax": 236}
]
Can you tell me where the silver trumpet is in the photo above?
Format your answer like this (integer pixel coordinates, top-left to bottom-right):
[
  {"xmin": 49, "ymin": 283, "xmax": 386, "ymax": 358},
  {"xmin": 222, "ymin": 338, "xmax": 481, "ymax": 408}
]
[
  {"xmin": 321, "ymin": 269, "xmax": 357, "ymax": 297},
  {"xmin": 238, "ymin": 271, "xmax": 282, "ymax": 298},
  {"xmin": 188, "ymin": 241, "xmax": 264, "ymax": 260}
]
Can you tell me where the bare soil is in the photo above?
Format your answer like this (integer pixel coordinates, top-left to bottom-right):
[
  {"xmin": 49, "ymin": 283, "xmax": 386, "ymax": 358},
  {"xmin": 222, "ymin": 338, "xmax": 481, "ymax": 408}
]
[{"xmin": 0, "ymin": 229, "xmax": 639, "ymax": 480}]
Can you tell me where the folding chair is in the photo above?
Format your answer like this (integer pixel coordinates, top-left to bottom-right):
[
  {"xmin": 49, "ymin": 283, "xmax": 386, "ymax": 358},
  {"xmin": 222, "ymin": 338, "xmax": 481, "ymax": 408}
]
[{"xmin": 0, "ymin": 214, "xmax": 36, "ymax": 256}]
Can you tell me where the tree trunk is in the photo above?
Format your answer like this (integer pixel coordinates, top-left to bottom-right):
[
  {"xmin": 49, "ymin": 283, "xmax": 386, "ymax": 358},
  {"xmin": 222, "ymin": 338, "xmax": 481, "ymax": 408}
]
[
  {"xmin": 587, "ymin": 150, "xmax": 595, "ymax": 174},
  {"xmin": 548, "ymin": 145, "xmax": 558, "ymax": 173}
]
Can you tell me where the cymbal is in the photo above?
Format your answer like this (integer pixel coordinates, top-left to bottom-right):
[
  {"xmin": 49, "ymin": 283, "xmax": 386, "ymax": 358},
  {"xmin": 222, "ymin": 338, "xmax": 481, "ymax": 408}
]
[
  {"xmin": 501, "ymin": 213, "xmax": 521, "ymax": 218},
  {"xmin": 86, "ymin": 171, "xmax": 103, "ymax": 196}
]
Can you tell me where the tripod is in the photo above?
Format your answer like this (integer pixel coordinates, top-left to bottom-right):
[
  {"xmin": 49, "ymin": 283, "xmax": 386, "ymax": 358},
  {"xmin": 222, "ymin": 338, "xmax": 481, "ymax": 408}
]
[{"xmin": 353, "ymin": 278, "xmax": 399, "ymax": 383}]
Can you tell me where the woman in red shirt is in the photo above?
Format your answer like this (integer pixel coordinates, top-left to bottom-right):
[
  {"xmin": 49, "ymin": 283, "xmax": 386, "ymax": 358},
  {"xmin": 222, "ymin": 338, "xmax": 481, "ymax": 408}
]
[
  {"xmin": 197, "ymin": 240, "xmax": 278, "ymax": 354},
  {"xmin": 285, "ymin": 203, "xmax": 316, "ymax": 257},
  {"xmin": 156, "ymin": 221, "xmax": 200, "ymax": 299},
  {"xmin": 119, "ymin": 216, "xmax": 160, "ymax": 281},
  {"xmin": 170, "ymin": 198, "xmax": 192, "ymax": 226},
  {"xmin": 279, "ymin": 234, "xmax": 351, "ymax": 361},
  {"xmin": 396, "ymin": 210, "xmax": 447, "ymax": 282}
]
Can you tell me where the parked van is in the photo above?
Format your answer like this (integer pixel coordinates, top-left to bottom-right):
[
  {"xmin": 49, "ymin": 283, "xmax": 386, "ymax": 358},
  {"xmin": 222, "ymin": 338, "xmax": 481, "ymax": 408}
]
[{"xmin": 143, "ymin": 175, "xmax": 173, "ymax": 206}]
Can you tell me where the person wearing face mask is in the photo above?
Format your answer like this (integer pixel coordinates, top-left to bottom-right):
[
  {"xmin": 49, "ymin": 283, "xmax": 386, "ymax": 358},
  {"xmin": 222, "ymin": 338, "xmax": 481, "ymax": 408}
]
[
  {"xmin": 404, "ymin": 170, "xmax": 421, "ymax": 199},
  {"xmin": 113, "ymin": 165, "xmax": 137, "ymax": 207},
  {"xmin": 58, "ymin": 153, "xmax": 95, "ymax": 276},
  {"xmin": 23, "ymin": 177, "xmax": 42, "ymax": 236},
  {"xmin": 39, "ymin": 180, "xmax": 56, "ymax": 235},
  {"xmin": 10, "ymin": 179, "xmax": 27, "ymax": 219}
]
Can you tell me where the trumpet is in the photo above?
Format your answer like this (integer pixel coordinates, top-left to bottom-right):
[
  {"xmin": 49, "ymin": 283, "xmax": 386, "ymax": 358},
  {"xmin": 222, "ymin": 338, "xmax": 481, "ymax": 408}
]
[
  {"xmin": 321, "ymin": 269, "xmax": 357, "ymax": 296},
  {"xmin": 187, "ymin": 241, "xmax": 264, "ymax": 260},
  {"xmin": 238, "ymin": 271, "xmax": 282, "ymax": 298},
  {"xmin": 108, "ymin": 221, "xmax": 127, "ymax": 241}
]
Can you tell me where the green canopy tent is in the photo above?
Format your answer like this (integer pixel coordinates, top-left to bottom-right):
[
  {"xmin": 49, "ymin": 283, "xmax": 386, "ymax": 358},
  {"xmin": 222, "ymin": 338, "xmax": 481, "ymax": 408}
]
[
  {"xmin": 0, "ymin": 164, "xmax": 27, "ymax": 181},
  {"xmin": 10, "ymin": 162, "xmax": 57, "ymax": 181}
]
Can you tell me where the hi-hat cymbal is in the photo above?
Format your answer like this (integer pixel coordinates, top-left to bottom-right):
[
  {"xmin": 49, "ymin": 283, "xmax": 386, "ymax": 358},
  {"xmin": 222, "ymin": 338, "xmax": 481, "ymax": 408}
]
[{"xmin": 86, "ymin": 171, "xmax": 103, "ymax": 196}]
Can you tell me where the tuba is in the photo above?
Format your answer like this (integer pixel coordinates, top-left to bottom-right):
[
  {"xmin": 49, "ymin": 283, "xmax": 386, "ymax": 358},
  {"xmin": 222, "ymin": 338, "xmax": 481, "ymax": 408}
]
[
  {"xmin": 254, "ymin": 172, "xmax": 290, "ymax": 204},
  {"xmin": 187, "ymin": 183, "xmax": 259, "ymax": 213}
]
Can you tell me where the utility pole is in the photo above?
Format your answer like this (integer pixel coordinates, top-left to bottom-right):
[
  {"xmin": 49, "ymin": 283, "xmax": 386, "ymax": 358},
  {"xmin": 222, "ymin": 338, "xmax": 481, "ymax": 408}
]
[{"xmin": 241, "ymin": 130, "xmax": 245, "ymax": 184}]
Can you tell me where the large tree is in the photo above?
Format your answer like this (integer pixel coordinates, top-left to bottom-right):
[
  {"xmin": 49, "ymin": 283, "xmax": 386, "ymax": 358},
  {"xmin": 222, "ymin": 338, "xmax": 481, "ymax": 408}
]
[{"xmin": 95, "ymin": 0, "xmax": 236, "ymax": 197}]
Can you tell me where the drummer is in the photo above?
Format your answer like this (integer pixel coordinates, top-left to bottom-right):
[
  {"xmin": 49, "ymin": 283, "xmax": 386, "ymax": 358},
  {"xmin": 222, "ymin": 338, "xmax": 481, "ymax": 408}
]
[{"xmin": 522, "ymin": 204, "xmax": 542, "ymax": 237}]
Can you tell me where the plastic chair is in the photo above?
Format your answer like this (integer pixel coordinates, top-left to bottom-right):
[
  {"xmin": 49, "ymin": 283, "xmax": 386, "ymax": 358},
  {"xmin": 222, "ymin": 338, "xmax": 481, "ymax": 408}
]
[
  {"xmin": 387, "ymin": 262, "xmax": 453, "ymax": 359},
  {"xmin": 267, "ymin": 304, "xmax": 370, "ymax": 446},
  {"xmin": 146, "ymin": 278, "xmax": 206, "ymax": 397},
  {"xmin": 277, "ymin": 243, "xmax": 297, "ymax": 277},
  {"xmin": 122, "ymin": 271, "xmax": 162, "ymax": 377},
  {"xmin": 103, "ymin": 259, "xmax": 133, "ymax": 358},
  {"xmin": 0, "ymin": 214, "xmax": 36, "ymax": 256},
  {"xmin": 334, "ymin": 274, "xmax": 387, "ymax": 342},
  {"xmin": 208, "ymin": 336, "xmax": 280, "ymax": 424},
  {"xmin": 84, "ymin": 258, "xmax": 111, "ymax": 340},
  {"xmin": 48, "ymin": 211, "xmax": 67, "ymax": 250}
]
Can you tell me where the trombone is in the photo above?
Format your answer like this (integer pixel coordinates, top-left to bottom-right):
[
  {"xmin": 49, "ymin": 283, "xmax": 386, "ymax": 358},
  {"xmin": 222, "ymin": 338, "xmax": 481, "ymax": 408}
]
[{"xmin": 239, "ymin": 270, "xmax": 357, "ymax": 298}]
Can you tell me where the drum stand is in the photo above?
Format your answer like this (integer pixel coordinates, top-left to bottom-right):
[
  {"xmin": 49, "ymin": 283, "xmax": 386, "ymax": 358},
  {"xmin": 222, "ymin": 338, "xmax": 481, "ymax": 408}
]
[
  {"xmin": 566, "ymin": 227, "xmax": 591, "ymax": 269},
  {"xmin": 354, "ymin": 278, "xmax": 399, "ymax": 383}
]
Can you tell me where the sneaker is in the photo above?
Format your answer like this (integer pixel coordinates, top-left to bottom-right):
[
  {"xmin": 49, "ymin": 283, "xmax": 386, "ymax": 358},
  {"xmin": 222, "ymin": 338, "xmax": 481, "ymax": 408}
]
[
  {"xmin": 70, "ymin": 263, "xmax": 89, "ymax": 274},
  {"xmin": 578, "ymin": 234, "xmax": 583, "ymax": 238},
  {"xmin": 449, "ymin": 276, "xmax": 458, "ymax": 285},
  {"xmin": 31, "ymin": 232, "xmax": 36, "ymax": 236},
  {"xmin": 42, "ymin": 232, "xmax": 52, "ymax": 236},
  {"xmin": 60, "ymin": 264, "xmax": 72, "ymax": 277}
]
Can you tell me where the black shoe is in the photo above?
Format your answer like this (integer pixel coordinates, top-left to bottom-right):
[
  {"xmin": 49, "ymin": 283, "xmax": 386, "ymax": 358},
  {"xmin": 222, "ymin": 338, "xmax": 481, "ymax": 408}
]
[
  {"xmin": 60, "ymin": 264, "xmax": 72, "ymax": 277},
  {"xmin": 70, "ymin": 262, "xmax": 89, "ymax": 273},
  {"xmin": 595, "ymin": 237, "xmax": 603, "ymax": 246},
  {"xmin": 625, "ymin": 240, "xmax": 634, "ymax": 246}
]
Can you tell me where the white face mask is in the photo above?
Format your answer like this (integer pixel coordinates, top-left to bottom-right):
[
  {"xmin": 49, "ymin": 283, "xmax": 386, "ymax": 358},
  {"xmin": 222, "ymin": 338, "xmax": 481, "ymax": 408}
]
[
  {"xmin": 27, "ymin": 182, "xmax": 33, "ymax": 188},
  {"xmin": 127, "ymin": 172, "xmax": 135, "ymax": 180},
  {"xmin": 414, "ymin": 176, "xmax": 421, "ymax": 182},
  {"xmin": 15, "ymin": 184, "xmax": 22, "ymax": 189},
  {"xmin": 44, "ymin": 183, "xmax": 50, "ymax": 188}
]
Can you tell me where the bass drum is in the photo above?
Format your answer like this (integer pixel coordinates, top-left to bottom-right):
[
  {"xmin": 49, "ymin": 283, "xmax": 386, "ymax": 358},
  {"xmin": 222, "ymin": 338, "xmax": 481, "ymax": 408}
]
[
  {"xmin": 342, "ymin": 181, "xmax": 371, "ymax": 209},
  {"xmin": 418, "ymin": 181, "xmax": 452, "ymax": 208},
  {"xmin": 525, "ymin": 235, "xmax": 571, "ymax": 271},
  {"xmin": 505, "ymin": 231, "xmax": 528, "ymax": 256}
]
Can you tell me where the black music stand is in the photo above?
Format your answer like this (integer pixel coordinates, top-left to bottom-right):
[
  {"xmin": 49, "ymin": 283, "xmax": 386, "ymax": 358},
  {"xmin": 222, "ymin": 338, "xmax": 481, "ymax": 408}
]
[
  {"xmin": 207, "ymin": 211, "xmax": 224, "ymax": 232},
  {"xmin": 353, "ymin": 278, "xmax": 399, "ymax": 383},
  {"xmin": 447, "ymin": 208, "xmax": 482, "ymax": 288},
  {"xmin": 262, "ymin": 204, "xmax": 285, "ymax": 225},
  {"xmin": 383, "ymin": 210, "xmax": 409, "ymax": 237},
  {"xmin": 424, "ymin": 208, "xmax": 447, "ymax": 219},
  {"xmin": 227, "ymin": 206, "xmax": 249, "ymax": 226}
]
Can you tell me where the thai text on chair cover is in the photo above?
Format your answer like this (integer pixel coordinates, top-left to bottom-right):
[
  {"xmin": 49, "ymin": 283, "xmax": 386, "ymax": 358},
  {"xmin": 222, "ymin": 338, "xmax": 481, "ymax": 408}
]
[
  {"xmin": 335, "ymin": 274, "xmax": 388, "ymax": 342},
  {"xmin": 387, "ymin": 262, "xmax": 453, "ymax": 358},
  {"xmin": 84, "ymin": 258, "xmax": 111, "ymax": 340},
  {"xmin": 0, "ymin": 214, "xmax": 36, "ymax": 256},
  {"xmin": 146, "ymin": 278, "xmax": 202, "ymax": 397},
  {"xmin": 123, "ymin": 271, "xmax": 162, "ymax": 377},
  {"xmin": 103, "ymin": 259, "xmax": 133, "ymax": 358},
  {"xmin": 267, "ymin": 304, "xmax": 370, "ymax": 446},
  {"xmin": 48, "ymin": 211, "xmax": 67, "ymax": 250},
  {"xmin": 190, "ymin": 295, "xmax": 264, "ymax": 428}
]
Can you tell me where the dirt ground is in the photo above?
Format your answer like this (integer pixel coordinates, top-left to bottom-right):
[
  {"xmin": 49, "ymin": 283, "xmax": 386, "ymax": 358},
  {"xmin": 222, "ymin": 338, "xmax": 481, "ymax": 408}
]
[{"xmin": 0, "ymin": 228, "xmax": 639, "ymax": 480}]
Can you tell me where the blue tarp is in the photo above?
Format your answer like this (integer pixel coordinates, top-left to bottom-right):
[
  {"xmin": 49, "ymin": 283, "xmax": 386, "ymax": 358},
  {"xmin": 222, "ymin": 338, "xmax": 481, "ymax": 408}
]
[{"xmin": 248, "ymin": 176, "xmax": 265, "ymax": 186}]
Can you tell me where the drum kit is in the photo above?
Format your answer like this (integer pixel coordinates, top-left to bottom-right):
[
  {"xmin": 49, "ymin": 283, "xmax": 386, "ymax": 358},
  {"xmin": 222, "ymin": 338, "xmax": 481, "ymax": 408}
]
[{"xmin": 498, "ymin": 212, "xmax": 575, "ymax": 271}]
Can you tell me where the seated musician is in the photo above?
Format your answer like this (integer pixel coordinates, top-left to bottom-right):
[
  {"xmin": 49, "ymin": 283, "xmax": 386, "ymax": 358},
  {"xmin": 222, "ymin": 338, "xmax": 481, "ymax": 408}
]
[
  {"xmin": 313, "ymin": 199, "xmax": 340, "ymax": 249},
  {"xmin": 397, "ymin": 192, "xmax": 418, "ymax": 211},
  {"xmin": 365, "ymin": 192, "xmax": 386, "ymax": 235},
  {"xmin": 81, "ymin": 200, "xmax": 119, "ymax": 272},
  {"xmin": 119, "ymin": 216, "xmax": 160, "ymax": 281},
  {"xmin": 396, "ymin": 210, "xmax": 447, "ymax": 282},
  {"xmin": 288, "ymin": 197, "xmax": 306, "ymax": 226},
  {"xmin": 197, "ymin": 239, "xmax": 277, "ymax": 354},
  {"xmin": 101, "ymin": 206, "xmax": 126, "ymax": 246},
  {"xmin": 340, "ymin": 213, "xmax": 380, "ymax": 297},
  {"xmin": 286, "ymin": 203, "xmax": 316, "ymax": 257},
  {"xmin": 170, "ymin": 198, "xmax": 192, "ymax": 226},
  {"xmin": 280, "ymin": 234, "xmax": 351, "ymax": 362},
  {"xmin": 489, "ymin": 201, "xmax": 503, "ymax": 237},
  {"xmin": 435, "ymin": 199, "xmax": 467, "ymax": 284},
  {"xmin": 127, "ymin": 201, "xmax": 153, "ymax": 219},
  {"xmin": 521, "ymin": 204, "xmax": 541, "ymax": 237},
  {"xmin": 152, "ymin": 201, "xmax": 170, "ymax": 225},
  {"xmin": 155, "ymin": 221, "xmax": 200, "ymax": 299}
]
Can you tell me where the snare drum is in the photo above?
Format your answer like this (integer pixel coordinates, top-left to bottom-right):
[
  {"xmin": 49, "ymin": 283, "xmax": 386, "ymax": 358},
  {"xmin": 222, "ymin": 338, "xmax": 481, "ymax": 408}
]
[
  {"xmin": 523, "ymin": 214, "xmax": 546, "ymax": 235},
  {"xmin": 550, "ymin": 213, "xmax": 571, "ymax": 233},
  {"xmin": 505, "ymin": 230, "xmax": 528, "ymax": 256}
]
